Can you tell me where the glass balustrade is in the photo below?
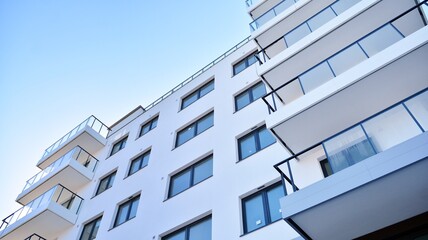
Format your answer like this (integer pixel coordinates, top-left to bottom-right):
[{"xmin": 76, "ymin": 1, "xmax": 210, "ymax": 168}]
[{"xmin": 250, "ymin": 0, "xmax": 299, "ymax": 31}]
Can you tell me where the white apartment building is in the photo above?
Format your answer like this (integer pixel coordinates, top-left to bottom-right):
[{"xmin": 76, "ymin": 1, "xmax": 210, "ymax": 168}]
[{"xmin": 1, "ymin": 0, "xmax": 427, "ymax": 239}]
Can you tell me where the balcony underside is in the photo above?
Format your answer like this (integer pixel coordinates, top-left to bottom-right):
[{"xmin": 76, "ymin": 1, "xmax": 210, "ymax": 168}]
[
  {"xmin": 37, "ymin": 126, "xmax": 106, "ymax": 169},
  {"xmin": 280, "ymin": 132, "xmax": 428, "ymax": 240},
  {"xmin": 0, "ymin": 202, "xmax": 76, "ymax": 240},
  {"xmin": 16, "ymin": 160, "xmax": 93, "ymax": 205},
  {"xmin": 266, "ymin": 34, "xmax": 428, "ymax": 153}
]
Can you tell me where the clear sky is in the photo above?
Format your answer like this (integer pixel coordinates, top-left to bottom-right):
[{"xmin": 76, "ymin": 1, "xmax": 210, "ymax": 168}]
[{"xmin": 0, "ymin": 1, "xmax": 251, "ymax": 220}]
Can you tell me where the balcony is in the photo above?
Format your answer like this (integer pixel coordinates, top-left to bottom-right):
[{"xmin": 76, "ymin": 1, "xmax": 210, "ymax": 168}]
[
  {"xmin": 0, "ymin": 185, "xmax": 83, "ymax": 240},
  {"xmin": 273, "ymin": 90, "xmax": 428, "ymax": 239},
  {"xmin": 250, "ymin": 0, "xmax": 300, "ymax": 31},
  {"xmin": 37, "ymin": 115, "xmax": 109, "ymax": 169},
  {"xmin": 24, "ymin": 234, "xmax": 46, "ymax": 240},
  {"xmin": 16, "ymin": 146, "xmax": 98, "ymax": 205},
  {"xmin": 261, "ymin": 2, "xmax": 428, "ymax": 152},
  {"xmin": 247, "ymin": 0, "xmax": 285, "ymax": 19}
]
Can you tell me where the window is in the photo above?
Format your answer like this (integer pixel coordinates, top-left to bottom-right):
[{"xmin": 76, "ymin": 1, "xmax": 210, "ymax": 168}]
[
  {"xmin": 114, "ymin": 195, "xmax": 140, "ymax": 227},
  {"xmin": 320, "ymin": 159, "xmax": 333, "ymax": 177},
  {"xmin": 139, "ymin": 116, "xmax": 158, "ymax": 137},
  {"xmin": 128, "ymin": 150, "xmax": 150, "ymax": 176},
  {"xmin": 96, "ymin": 171, "xmax": 116, "ymax": 195},
  {"xmin": 235, "ymin": 82, "xmax": 266, "ymax": 111},
  {"xmin": 181, "ymin": 80, "xmax": 214, "ymax": 109},
  {"xmin": 233, "ymin": 52, "xmax": 258, "ymax": 75},
  {"xmin": 168, "ymin": 155, "xmax": 213, "ymax": 198},
  {"xmin": 110, "ymin": 137, "xmax": 127, "ymax": 156},
  {"xmin": 242, "ymin": 182, "xmax": 285, "ymax": 234},
  {"xmin": 176, "ymin": 112, "xmax": 214, "ymax": 147},
  {"xmin": 80, "ymin": 216, "xmax": 102, "ymax": 240},
  {"xmin": 163, "ymin": 216, "xmax": 212, "ymax": 240},
  {"xmin": 238, "ymin": 125, "xmax": 276, "ymax": 160}
]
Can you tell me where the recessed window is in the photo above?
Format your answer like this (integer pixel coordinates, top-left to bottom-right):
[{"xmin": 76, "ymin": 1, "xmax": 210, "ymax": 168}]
[
  {"xmin": 242, "ymin": 182, "xmax": 285, "ymax": 234},
  {"xmin": 168, "ymin": 155, "xmax": 213, "ymax": 198},
  {"xmin": 128, "ymin": 150, "xmax": 150, "ymax": 176},
  {"xmin": 320, "ymin": 159, "xmax": 333, "ymax": 177},
  {"xmin": 110, "ymin": 137, "xmax": 127, "ymax": 156},
  {"xmin": 163, "ymin": 216, "xmax": 212, "ymax": 240},
  {"xmin": 96, "ymin": 171, "xmax": 116, "ymax": 196},
  {"xmin": 176, "ymin": 111, "xmax": 214, "ymax": 147},
  {"xmin": 139, "ymin": 116, "xmax": 158, "ymax": 137},
  {"xmin": 235, "ymin": 82, "xmax": 266, "ymax": 111},
  {"xmin": 233, "ymin": 52, "xmax": 258, "ymax": 76},
  {"xmin": 181, "ymin": 80, "xmax": 215, "ymax": 109},
  {"xmin": 80, "ymin": 216, "xmax": 102, "ymax": 240},
  {"xmin": 114, "ymin": 195, "xmax": 140, "ymax": 227},
  {"xmin": 238, "ymin": 125, "xmax": 276, "ymax": 160}
]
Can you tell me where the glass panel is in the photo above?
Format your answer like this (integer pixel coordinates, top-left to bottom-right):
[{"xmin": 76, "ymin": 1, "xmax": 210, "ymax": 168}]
[
  {"xmin": 170, "ymin": 170, "xmax": 192, "ymax": 197},
  {"xmin": 320, "ymin": 159, "xmax": 333, "ymax": 177},
  {"xmin": 115, "ymin": 203, "xmax": 130, "ymax": 226},
  {"xmin": 258, "ymin": 127, "xmax": 276, "ymax": 149},
  {"xmin": 128, "ymin": 197, "xmax": 140, "ymax": 219},
  {"xmin": 243, "ymin": 194, "xmax": 266, "ymax": 232},
  {"xmin": 255, "ymin": 10, "xmax": 276, "ymax": 28},
  {"xmin": 251, "ymin": 82, "xmax": 266, "ymax": 100},
  {"xmin": 200, "ymin": 81, "xmax": 214, "ymax": 97},
  {"xmin": 324, "ymin": 126, "xmax": 376, "ymax": 173},
  {"xmin": 80, "ymin": 222, "xmax": 93, "ymax": 240},
  {"xmin": 332, "ymin": 0, "xmax": 361, "ymax": 15},
  {"xmin": 196, "ymin": 113, "xmax": 214, "ymax": 134},
  {"xmin": 247, "ymin": 54, "xmax": 258, "ymax": 66},
  {"xmin": 405, "ymin": 91, "xmax": 428, "ymax": 131},
  {"xmin": 328, "ymin": 44, "xmax": 367, "ymax": 75},
  {"xmin": 358, "ymin": 24, "xmax": 403, "ymax": 57},
  {"xmin": 362, "ymin": 105, "xmax": 422, "ymax": 152},
  {"xmin": 141, "ymin": 124, "xmax": 151, "ymax": 136},
  {"xmin": 267, "ymin": 185, "xmax": 285, "ymax": 222},
  {"xmin": 151, "ymin": 117, "xmax": 158, "ymax": 129},
  {"xmin": 141, "ymin": 152, "xmax": 150, "ymax": 167},
  {"xmin": 236, "ymin": 91, "xmax": 251, "ymax": 111},
  {"xmin": 129, "ymin": 159, "xmax": 141, "ymax": 175},
  {"xmin": 107, "ymin": 173, "xmax": 115, "ymax": 189},
  {"xmin": 189, "ymin": 218, "xmax": 212, "ymax": 240},
  {"xmin": 177, "ymin": 125, "xmax": 195, "ymax": 146},
  {"xmin": 91, "ymin": 218, "xmax": 101, "ymax": 239},
  {"xmin": 299, "ymin": 61, "xmax": 335, "ymax": 93},
  {"xmin": 307, "ymin": 7, "xmax": 336, "ymax": 31},
  {"xmin": 284, "ymin": 23, "xmax": 311, "ymax": 47},
  {"xmin": 182, "ymin": 92, "xmax": 199, "ymax": 109},
  {"xmin": 239, "ymin": 133, "xmax": 257, "ymax": 159},
  {"xmin": 275, "ymin": 0, "xmax": 296, "ymax": 15},
  {"xmin": 164, "ymin": 230, "xmax": 186, "ymax": 240},
  {"xmin": 234, "ymin": 60, "xmax": 247, "ymax": 75},
  {"xmin": 193, "ymin": 157, "xmax": 213, "ymax": 184}
]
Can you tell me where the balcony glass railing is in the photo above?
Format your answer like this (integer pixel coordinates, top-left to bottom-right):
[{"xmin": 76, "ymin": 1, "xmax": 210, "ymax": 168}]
[
  {"xmin": 246, "ymin": 0, "xmax": 262, "ymax": 8},
  {"xmin": 262, "ymin": 1, "xmax": 427, "ymax": 113},
  {"xmin": 24, "ymin": 234, "xmax": 46, "ymax": 240},
  {"xmin": 250, "ymin": 0, "xmax": 300, "ymax": 31},
  {"xmin": 23, "ymin": 146, "xmax": 98, "ymax": 192},
  {"xmin": 42, "ymin": 115, "xmax": 110, "ymax": 159},
  {"xmin": 0, "ymin": 185, "xmax": 83, "ymax": 232},
  {"xmin": 274, "ymin": 88, "xmax": 428, "ymax": 192}
]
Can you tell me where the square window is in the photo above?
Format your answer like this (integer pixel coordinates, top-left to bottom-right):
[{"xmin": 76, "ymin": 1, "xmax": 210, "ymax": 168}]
[
  {"xmin": 139, "ymin": 116, "xmax": 158, "ymax": 137},
  {"xmin": 96, "ymin": 171, "xmax": 116, "ymax": 196},
  {"xmin": 238, "ymin": 126, "xmax": 276, "ymax": 160},
  {"xmin": 235, "ymin": 82, "xmax": 266, "ymax": 111},
  {"xmin": 181, "ymin": 80, "xmax": 214, "ymax": 110},
  {"xmin": 163, "ymin": 216, "xmax": 212, "ymax": 240},
  {"xmin": 176, "ymin": 112, "xmax": 214, "ymax": 147},
  {"xmin": 114, "ymin": 195, "xmax": 140, "ymax": 227},
  {"xmin": 80, "ymin": 216, "xmax": 102, "ymax": 240},
  {"xmin": 128, "ymin": 150, "xmax": 151, "ymax": 176},
  {"xmin": 233, "ymin": 52, "xmax": 258, "ymax": 76},
  {"xmin": 110, "ymin": 137, "xmax": 127, "ymax": 156}
]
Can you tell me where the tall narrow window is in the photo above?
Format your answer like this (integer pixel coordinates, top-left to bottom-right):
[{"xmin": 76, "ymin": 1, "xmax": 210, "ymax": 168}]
[
  {"xmin": 238, "ymin": 125, "xmax": 276, "ymax": 160},
  {"xmin": 110, "ymin": 137, "xmax": 127, "ymax": 156},
  {"xmin": 320, "ymin": 159, "xmax": 333, "ymax": 177},
  {"xmin": 235, "ymin": 82, "xmax": 266, "ymax": 111},
  {"xmin": 181, "ymin": 80, "xmax": 215, "ymax": 109},
  {"xmin": 139, "ymin": 116, "xmax": 158, "ymax": 137},
  {"xmin": 96, "ymin": 171, "xmax": 116, "ymax": 195},
  {"xmin": 114, "ymin": 195, "xmax": 140, "ymax": 227},
  {"xmin": 80, "ymin": 216, "xmax": 102, "ymax": 240},
  {"xmin": 128, "ymin": 150, "xmax": 151, "ymax": 176},
  {"xmin": 233, "ymin": 52, "xmax": 258, "ymax": 75},
  {"xmin": 163, "ymin": 216, "xmax": 212, "ymax": 240},
  {"xmin": 176, "ymin": 112, "xmax": 214, "ymax": 147},
  {"xmin": 242, "ymin": 182, "xmax": 285, "ymax": 234}
]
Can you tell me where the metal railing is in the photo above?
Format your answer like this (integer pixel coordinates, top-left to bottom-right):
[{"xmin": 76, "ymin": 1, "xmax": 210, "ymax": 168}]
[
  {"xmin": 261, "ymin": 1, "xmax": 428, "ymax": 113},
  {"xmin": 274, "ymin": 88, "xmax": 428, "ymax": 193},
  {"xmin": 24, "ymin": 146, "xmax": 98, "ymax": 192},
  {"xmin": 246, "ymin": 0, "xmax": 261, "ymax": 8},
  {"xmin": 250, "ymin": 0, "xmax": 299, "ymax": 31},
  {"xmin": 24, "ymin": 234, "xmax": 47, "ymax": 240},
  {"xmin": 0, "ymin": 184, "xmax": 83, "ymax": 232},
  {"xmin": 42, "ymin": 115, "xmax": 110, "ymax": 159}
]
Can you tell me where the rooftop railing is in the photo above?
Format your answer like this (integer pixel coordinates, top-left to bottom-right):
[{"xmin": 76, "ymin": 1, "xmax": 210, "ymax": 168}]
[
  {"xmin": 274, "ymin": 88, "xmax": 428, "ymax": 193},
  {"xmin": 250, "ymin": 0, "xmax": 299, "ymax": 31},
  {"xmin": 24, "ymin": 234, "xmax": 47, "ymax": 240},
  {"xmin": 0, "ymin": 185, "xmax": 83, "ymax": 233},
  {"xmin": 42, "ymin": 115, "xmax": 110, "ymax": 159},
  {"xmin": 261, "ymin": 1, "xmax": 427, "ymax": 113},
  {"xmin": 24, "ymin": 146, "xmax": 98, "ymax": 192}
]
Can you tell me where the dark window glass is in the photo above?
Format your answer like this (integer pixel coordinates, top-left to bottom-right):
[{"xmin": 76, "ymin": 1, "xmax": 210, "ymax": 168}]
[
  {"xmin": 139, "ymin": 116, "xmax": 158, "ymax": 137},
  {"xmin": 169, "ymin": 156, "xmax": 213, "ymax": 198},
  {"xmin": 238, "ymin": 126, "xmax": 276, "ymax": 160},
  {"xmin": 176, "ymin": 112, "xmax": 214, "ymax": 147},
  {"xmin": 114, "ymin": 195, "xmax": 140, "ymax": 227},
  {"xmin": 235, "ymin": 82, "xmax": 266, "ymax": 111},
  {"xmin": 181, "ymin": 80, "xmax": 214, "ymax": 109},
  {"xmin": 80, "ymin": 216, "xmax": 102, "ymax": 240},
  {"xmin": 320, "ymin": 159, "xmax": 333, "ymax": 177},
  {"xmin": 163, "ymin": 216, "xmax": 212, "ymax": 240},
  {"xmin": 128, "ymin": 150, "xmax": 151, "ymax": 176},
  {"xmin": 233, "ymin": 52, "xmax": 258, "ymax": 75},
  {"xmin": 110, "ymin": 137, "xmax": 127, "ymax": 156},
  {"xmin": 96, "ymin": 171, "xmax": 116, "ymax": 195},
  {"xmin": 242, "ymin": 183, "xmax": 285, "ymax": 234}
]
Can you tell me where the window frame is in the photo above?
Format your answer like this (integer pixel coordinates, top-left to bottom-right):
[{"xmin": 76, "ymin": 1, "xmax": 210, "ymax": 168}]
[
  {"xmin": 113, "ymin": 194, "xmax": 140, "ymax": 228},
  {"xmin": 234, "ymin": 81, "xmax": 266, "ymax": 111},
  {"xmin": 237, "ymin": 125, "xmax": 276, "ymax": 160},
  {"xmin": 320, "ymin": 158, "xmax": 333, "ymax": 177},
  {"xmin": 233, "ymin": 51, "xmax": 258, "ymax": 76},
  {"xmin": 127, "ymin": 150, "xmax": 151, "ymax": 176},
  {"xmin": 181, "ymin": 79, "xmax": 215, "ymax": 110},
  {"xmin": 139, "ymin": 116, "xmax": 158, "ymax": 137},
  {"xmin": 168, "ymin": 155, "xmax": 213, "ymax": 198},
  {"xmin": 162, "ymin": 215, "xmax": 212, "ymax": 240},
  {"xmin": 79, "ymin": 216, "xmax": 102, "ymax": 240},
  {"xmin": 95, "ymin": 171, "xmax": 116, "ymax": 196},
  {"xmin": 242, "ymin": 182, "xmax": 285, "ymax": 234},
  {"xmin": 110, "ymin": 136, "xmax": 128, "ymax": 156},
  {"xmin": 175, "ymin": 111, "xmax": 214, "ymax": 147}
]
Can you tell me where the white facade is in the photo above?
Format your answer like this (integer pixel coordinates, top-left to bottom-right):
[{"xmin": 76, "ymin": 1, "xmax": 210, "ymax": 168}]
[{"xmin": 1, "ymin": 0, "xmax": 428, "ymax": 240}]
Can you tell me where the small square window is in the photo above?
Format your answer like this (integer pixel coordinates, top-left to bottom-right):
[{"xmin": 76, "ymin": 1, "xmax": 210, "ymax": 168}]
[
  {"xmin": 181, "ymin": 80, "xmax": 214, "ymax": 110},
  {"xmin": 96, "ymin": 171, "xmax": 116, "ymax": 196},
  {"xmin": 139, "ymin": 116, "xmax": 158, "ymax": 137},
  {"xmin": 114, "ymin": 195, "xmax": 140, "ymax": 227},
  {"xmin": 233, "ymin": 52, "xmax": 259, "ymax": 76},
  {"xmin": 80, "ymin": 216, "xmax": 102, "ymax": 240},
  {"xmin": 238, "ymin": 125, "xmax": 276, "ymax": 160},
  {"xmin": 128, "ymin": 150, "xmax": 151, "ymax": 176},
  {"xmin": 176, "ymin": 112, "xmax": 214, "ymax": 147},
  {"xmin": 235, "ymin": 82, "xmax": 266, "ymax": 111},
  {"xmin": 110, "ymin": 137, "xmax": 127, "ymax": 156}
]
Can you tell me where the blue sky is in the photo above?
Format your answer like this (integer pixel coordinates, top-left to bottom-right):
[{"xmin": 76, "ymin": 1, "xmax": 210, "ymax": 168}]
[{"xmin": 0, "ymin": 1, "xmax": 251, "ymax": 219}]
